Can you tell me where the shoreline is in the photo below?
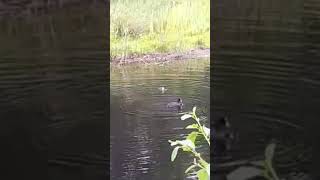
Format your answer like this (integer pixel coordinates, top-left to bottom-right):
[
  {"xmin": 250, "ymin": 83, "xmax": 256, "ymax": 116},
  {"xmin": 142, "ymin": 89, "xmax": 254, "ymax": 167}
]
[{"xmin": 110, "ymin": 48, "xmax": 210, "ymax": 66}]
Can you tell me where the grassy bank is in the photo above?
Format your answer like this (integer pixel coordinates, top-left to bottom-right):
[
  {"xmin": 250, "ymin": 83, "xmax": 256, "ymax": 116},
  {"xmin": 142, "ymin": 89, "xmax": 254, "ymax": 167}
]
[{"xmin": 110, "ymin": 0, "xmax": 210, "ymax": 59}]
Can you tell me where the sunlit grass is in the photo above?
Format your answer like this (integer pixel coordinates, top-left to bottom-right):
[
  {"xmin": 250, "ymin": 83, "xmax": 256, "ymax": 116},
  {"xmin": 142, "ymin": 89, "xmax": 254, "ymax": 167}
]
[{"xmin": 110, "ymin": 0, "xmax": 210, "ymax": 59}]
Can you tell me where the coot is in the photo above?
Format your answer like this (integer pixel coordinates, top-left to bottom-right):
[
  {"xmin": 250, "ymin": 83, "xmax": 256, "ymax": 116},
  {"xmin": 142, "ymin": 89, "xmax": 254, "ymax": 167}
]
[{"xmin": 167, "ymin": 98, "xmax": 183, "ymax": 109}]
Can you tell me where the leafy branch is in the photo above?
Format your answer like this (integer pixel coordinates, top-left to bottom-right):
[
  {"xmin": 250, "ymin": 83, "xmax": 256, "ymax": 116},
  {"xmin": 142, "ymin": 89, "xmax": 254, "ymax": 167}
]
[
  {"xmin": 227, "ymin": 142, "xmax": 280, "ymax": 180},
  {"xmin": 168, "ymin": 106, "xmax": 210, "ymax": 180}
]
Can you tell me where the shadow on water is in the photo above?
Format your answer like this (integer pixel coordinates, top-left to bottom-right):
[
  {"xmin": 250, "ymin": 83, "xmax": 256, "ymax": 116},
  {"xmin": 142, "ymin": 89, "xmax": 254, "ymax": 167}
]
[
  {"xmin": 213, "ymin": 0, "xmax": 320, "ymax": 179},
  {"xmin": 0, "ymin": 1, "xmax": 108, "ymax": 179},
  {"xmin": 110, "ymin": 59, "xmax": 210, "ymax": 180}
]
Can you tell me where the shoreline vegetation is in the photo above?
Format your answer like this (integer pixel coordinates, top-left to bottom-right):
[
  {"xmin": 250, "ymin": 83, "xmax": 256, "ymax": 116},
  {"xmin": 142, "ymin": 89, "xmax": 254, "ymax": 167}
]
[{"xmin": 110, "ymin": 0, "xmax": 210, "ymax": 64}]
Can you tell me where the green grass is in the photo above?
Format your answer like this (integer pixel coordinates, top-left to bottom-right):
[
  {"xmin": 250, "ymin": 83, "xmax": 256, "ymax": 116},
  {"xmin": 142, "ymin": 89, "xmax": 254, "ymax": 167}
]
[{"xmin": 110, "ymin": 0, "xmax": 210, "ymax": 59}]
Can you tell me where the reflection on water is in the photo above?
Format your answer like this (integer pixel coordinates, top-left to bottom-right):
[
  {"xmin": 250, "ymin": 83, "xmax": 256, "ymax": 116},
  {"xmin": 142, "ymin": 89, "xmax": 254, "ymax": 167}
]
[
  {"xmin": 213, "ymin": 0, "xmax": 319, "ymax": 179},
  {"xmin": 0, "ymin": 3, "xmax": 108, "ymax": 179},
  {"xmin": 110, "ymin": 59, "xmax": 210, "ymax": 180}
]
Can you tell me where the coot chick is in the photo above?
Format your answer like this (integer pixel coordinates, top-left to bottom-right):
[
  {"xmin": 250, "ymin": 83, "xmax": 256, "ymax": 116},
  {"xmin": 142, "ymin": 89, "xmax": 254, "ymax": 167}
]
[
  {"xmin": 167, "ymin": 98, "xmax": 183, "ymax": 109},
  {"xmin": 158, "ymin": 87, "xmax": 168, "ymax": 93}
]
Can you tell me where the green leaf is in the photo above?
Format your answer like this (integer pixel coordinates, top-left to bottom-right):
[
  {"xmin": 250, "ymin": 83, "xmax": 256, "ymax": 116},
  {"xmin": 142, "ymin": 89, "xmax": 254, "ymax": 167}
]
[
  {"xmin": 197, "ymin": 168, "xmax": 209, "ymax": 180},
  {"xmin": 181, "ymin": 114, "xmax": 192, "ymax": 120},
  {"xmin": 227, "ymin": 166, "xmax": 264, "ymax": 180},
  {"xmin": 170, "ymin": 139, "xmax": 195, "ymax": 150},
  {"xmin": 180, "ymin": 139, "xmax": 195, "ymax": 150},
  {"xmin": 171, "ymin": 146, "xmax": 180, "ymax": 162},
  {"xmin": 206, "ymin": 164, "xmax": 210, "ymax": 177},
  {"xmin": 265, "ymin": 143, "xmax": 276, "ymax": 164},
  {"xmin": 168, "ymin": 140, "xmax": 178, "ymax": 146},
  {"xmin": 187, "ymin": 131, "xmax": 198, "ymax": 144},
  {"xmin": 181, "ymin": 147, "xmax": 191, "ymax": 152},
  {"xmin": 185, "ymin": 164, "xmax": 198, "ymax": 174},
  {"xmin": 192, "ymin": 106, "xmax": 197, "ymax": 115},
  {"xmin": 203, "ymin": 125, "xmax": 210, "ymax": 137},
  {"xmin": 249, "ymin": 160, "xmax": 264, "ymax": 167},
  {"xmin": 185, "ymin": 124, "xmax": 199, "ymax": 129},
  {"xmin": 178, "ymin": 111, "xmax": 189, "ymax": 115}
]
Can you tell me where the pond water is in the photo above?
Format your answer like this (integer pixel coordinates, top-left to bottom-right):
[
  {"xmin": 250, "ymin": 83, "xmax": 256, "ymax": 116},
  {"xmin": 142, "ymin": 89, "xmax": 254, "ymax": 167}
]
[
  {"xmin": 1, "ymin": 1, "xmax": 319, "ymax": 180},
  {"xmin": 110, "ymin": 59, "xmax": 210, "ymax": 180},
  {"xmin": 213, "ymin": 0, "xmax": 319, "ymax": 179},
  {"xmin": 0, "ymin": 3, "xmax": 108, "ymax": 180}
]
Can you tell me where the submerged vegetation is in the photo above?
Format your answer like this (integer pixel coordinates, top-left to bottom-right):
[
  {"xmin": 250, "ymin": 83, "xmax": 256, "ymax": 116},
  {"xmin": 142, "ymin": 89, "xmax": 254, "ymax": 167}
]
[
  {"xmin": 110, "ymin": 0, "xmax": 210, "ymax": 59},
  {"xmin": 169, "ymin": 107, "xmax": 210, "ymax": 180}
]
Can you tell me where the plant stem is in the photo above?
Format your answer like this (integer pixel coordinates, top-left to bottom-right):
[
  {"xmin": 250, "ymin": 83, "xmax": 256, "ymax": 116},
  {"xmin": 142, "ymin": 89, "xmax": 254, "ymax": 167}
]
[
  {"xmin": 190, "ymin": 149, "xmax": 208, "ymax": 168},
  {"xmin": 200, "ymin": 124, "xmax": 210, "ymax": 146},
  {"xmin": 266, "ymin": 162, "xmax": 280, "ymax": 180}
]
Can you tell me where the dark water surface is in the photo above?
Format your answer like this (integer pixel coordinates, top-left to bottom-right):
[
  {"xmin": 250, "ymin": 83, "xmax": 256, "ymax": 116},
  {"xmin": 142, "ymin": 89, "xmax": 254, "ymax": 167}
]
[
  {"xmin": 1, "ymin": 0, "xmax": 319, "ymax": 180},
  {"xmin": 213, "ymin": 0, "xmax": 319, "ymax": 179},
  {"xmin": 0, "ymin": 3, "xmax": 108, "ymax": 179},
  {"xmin": 110, "ymin": 59, "xmax": 210, "ymax": 180}
]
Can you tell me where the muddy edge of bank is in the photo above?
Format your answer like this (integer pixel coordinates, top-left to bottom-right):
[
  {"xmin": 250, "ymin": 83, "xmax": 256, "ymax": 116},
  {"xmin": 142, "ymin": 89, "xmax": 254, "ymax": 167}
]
[{"xmin": 110, "ymin": 48, "xmax": 210, "ymax": 66}]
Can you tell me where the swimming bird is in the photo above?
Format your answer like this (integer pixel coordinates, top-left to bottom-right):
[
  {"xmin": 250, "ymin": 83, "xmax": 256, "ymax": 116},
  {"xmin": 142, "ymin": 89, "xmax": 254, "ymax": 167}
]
[
  {"xmin": 213, "ymin": 117, "xmax": 231, "ymax": 133},
  {"xmin": 167, "ymin": 98, "xmax": 183, "ymax": 109},
  {"xmin": 158, "ymin": 87, "xmax": 168, "ymax": 93},
  {"xmin": 213, "ymin": 116, "xmax": 235, "ymax": 155}
]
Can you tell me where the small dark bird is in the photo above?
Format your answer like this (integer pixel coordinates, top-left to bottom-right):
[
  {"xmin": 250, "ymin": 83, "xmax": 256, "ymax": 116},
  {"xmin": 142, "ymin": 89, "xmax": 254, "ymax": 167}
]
[
  {"xmin": 213, "ymin": 116, "xmax": 235, "ymax": 156},
  {"xmin": 167, "ymin": 98, "xmax": 183, "ymax": 109}
]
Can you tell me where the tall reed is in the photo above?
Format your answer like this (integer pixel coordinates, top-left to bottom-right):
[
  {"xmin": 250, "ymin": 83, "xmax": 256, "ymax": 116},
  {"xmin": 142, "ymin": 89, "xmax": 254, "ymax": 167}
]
[{"xmin": 110, "ymin": 0, "xmax": 210, "ymax": 58}]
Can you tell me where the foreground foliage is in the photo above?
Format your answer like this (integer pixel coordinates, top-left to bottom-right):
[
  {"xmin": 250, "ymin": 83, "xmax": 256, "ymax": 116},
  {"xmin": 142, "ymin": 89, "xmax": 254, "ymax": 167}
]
[
  {"xmin": 168, "ymin": 107, "xmax": 210, "ymax": 180},
  {"xmin": 227, "ymin": 142, "xmax": 280, "ymax": 180},
  {"xmin": 168, "ymin": 106, "xmax": 282, "ymax": 180}
]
